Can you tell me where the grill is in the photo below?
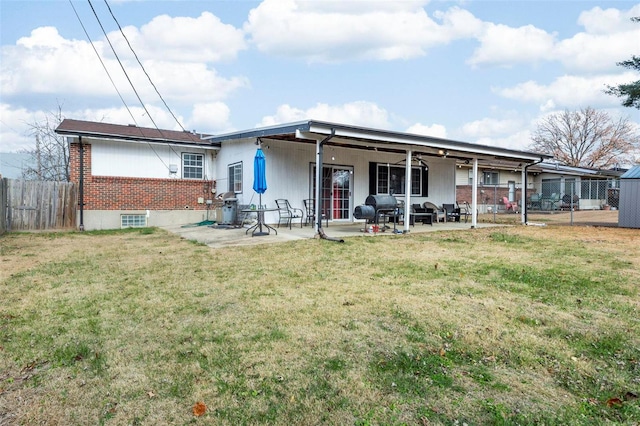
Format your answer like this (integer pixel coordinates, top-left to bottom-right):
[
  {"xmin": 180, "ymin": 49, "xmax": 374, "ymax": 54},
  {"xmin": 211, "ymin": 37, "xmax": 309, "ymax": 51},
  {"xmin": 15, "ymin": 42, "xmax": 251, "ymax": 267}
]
[
  {"xmin": 353, "ymin": 195, "xmax": 398, "ymax": 223},
  {"xmin": 365, "ymin": 195, "xmax": 397, "ymax": 212}
]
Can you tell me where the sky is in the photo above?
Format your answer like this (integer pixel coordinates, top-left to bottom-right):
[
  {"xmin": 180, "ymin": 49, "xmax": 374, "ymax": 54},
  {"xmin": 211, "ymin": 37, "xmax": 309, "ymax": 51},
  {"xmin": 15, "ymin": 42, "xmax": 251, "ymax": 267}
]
[{"xmin": 1, "ymin": 0, "xmax": 639, "ymax": 160}]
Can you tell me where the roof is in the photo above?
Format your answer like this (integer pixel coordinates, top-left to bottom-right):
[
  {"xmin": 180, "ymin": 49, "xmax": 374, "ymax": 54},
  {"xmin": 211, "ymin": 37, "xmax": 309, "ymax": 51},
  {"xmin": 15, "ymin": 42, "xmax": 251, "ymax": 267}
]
[
  {"xmin": 536, "ymin": 162, "xmax": 626, "ymax": 178},
  {"xmin": 205, "ymin": 120, "xmax": 551, "ymax": 164},
  {"xmin": 621, "ymin": 165, "xmax": 640, "ymax": 179},
  {"xmin": 55, "ymin": 119, "xmax": 215, "ymax": 147}
]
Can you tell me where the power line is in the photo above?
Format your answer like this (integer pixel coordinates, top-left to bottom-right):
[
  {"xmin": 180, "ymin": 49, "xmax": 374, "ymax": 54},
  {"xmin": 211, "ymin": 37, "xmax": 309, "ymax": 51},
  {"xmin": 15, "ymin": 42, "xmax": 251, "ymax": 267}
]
[
  {"xmin": 86, "ymin": 0, "xmax": 165, "ymax": 137},
  {"xmin": 102, "ymin": 0, "xmax": 187, "ymax": 132},
  {"xmin": 68, "ymin": 0, "xmax": 138, "ymax": 126},
  {"xmin": 84, "ymin": 0, "xmax": 176, "ymax": 169}
]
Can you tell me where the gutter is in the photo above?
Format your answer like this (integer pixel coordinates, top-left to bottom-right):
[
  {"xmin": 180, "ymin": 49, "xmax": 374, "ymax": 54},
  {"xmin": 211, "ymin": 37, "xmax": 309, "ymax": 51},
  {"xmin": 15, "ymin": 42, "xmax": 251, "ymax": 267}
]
[
  {"xmin": 79, "ymin": 136, "xmax": 84, "ymax": 231},
  {"xmin": 315, "ymin": 129, "xmax": 344, "ymax": 243}
]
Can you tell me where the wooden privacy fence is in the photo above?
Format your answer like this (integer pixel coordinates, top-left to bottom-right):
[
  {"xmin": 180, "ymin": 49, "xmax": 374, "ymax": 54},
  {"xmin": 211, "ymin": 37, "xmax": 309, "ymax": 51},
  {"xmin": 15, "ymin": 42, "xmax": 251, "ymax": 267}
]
[{"xmin": 2, "ymin": 178, "xmax": 77, "ymax": 231}]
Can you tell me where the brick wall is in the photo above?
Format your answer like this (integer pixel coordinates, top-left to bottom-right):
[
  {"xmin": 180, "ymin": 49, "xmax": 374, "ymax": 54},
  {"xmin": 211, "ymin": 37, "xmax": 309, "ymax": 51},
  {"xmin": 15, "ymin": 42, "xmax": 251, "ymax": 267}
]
[{"xmin": 70, "ymin": 142, "xmax": 212, "ymax": 211}]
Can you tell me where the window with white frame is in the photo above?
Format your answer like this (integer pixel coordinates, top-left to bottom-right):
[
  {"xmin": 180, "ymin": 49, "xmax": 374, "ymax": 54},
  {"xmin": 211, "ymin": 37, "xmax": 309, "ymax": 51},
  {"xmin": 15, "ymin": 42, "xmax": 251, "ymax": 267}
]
[
  {"xmin": 482, "ymin": 171, "xmax": 499, "ymax": 185},
  {"xmin": 121, "ymin": 214, "xmax": 147, "ymax": 228},
  {"xmin": 228, "ymin": 162, "xmax": 242, "ymax": 193},
  {"xmin": 182, "ymin": 153, "xmax": 204, "ymax": 179}
]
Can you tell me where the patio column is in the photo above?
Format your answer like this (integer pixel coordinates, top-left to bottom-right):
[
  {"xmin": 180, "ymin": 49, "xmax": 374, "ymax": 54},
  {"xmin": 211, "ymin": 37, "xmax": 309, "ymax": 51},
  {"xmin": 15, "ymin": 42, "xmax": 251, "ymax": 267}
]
[
  {"xmin": 404, "ymin": 149, "xmax": 412, "ymax": 233},
  {"xmin": 471, "ymin": 158, "xmax": 478, "ymax": 228},
  {"xmin": 315, "ymin": 139, "xmax": 323, "ymax": 233},
  {"xmin": 521, "ymin": 167, "xmax": 526, "ymax": 224}
]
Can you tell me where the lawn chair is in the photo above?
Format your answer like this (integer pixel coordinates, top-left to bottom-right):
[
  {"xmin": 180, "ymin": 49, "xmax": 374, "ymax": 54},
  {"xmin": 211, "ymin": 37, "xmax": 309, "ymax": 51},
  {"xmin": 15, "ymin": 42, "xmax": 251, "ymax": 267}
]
[
  {"xmin": 303, "ymin": 199, "xmax": 328, "ymax": 227},
  {"xmin": 502, "ymin": 197, "xmax": 518, "ymax": 213},
  {"xmin": 458, "ymin": 201, "xmax": 471, "ymax": 223},
  {"xmin": 423, "ymin": 202, "xmax": 445, "ymax": 222},
  {"xmin": 443, "ymin": 203, "xmax": 461, "ymax": 222},
  {"xmin": 529, "ymin": 193, "xmax": 542, "ymax": 210},
  {"xmin": 276, "ymin": 199, "xmax": 304, "ymax": 229}
]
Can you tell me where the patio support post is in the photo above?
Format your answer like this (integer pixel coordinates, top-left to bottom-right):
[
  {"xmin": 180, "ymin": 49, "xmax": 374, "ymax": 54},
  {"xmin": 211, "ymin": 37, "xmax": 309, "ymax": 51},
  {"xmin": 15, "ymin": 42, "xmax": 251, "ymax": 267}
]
[
  {"xmin": 404, "ymin": 149, "xmax": 411, "ymax": 233},
  {"xmin": 315, "ymin": 130, "xmax": 335, "ymax": 232},
  {"xmin": 315, "ymin": 140, "xmax": 322, "ymax": 233},
  {"xmin": 521, "ymin": 167, "xmax": 526, "ymax": 224},
  {"xmin": 471, "ymin": 158, "xmax": 478, "ymax": 228}
]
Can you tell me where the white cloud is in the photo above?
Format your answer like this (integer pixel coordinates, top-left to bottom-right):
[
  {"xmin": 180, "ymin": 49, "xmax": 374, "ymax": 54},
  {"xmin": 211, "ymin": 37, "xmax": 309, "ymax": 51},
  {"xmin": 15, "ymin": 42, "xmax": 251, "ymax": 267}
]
[
  {"xmin": 187, "ymin": 102, "xmax": 233, "ymax": 134},
  {"xmin": 474, "ymin": 130, "xmax": 533, "ymax": 151},
  {"xmin": 554, "ymin": 29, "xmax": 640, "ymax": 72},
  {"xmin": 108, "ymin": 12, "xmax": 247, "ymax": 63},
  {"xmin": 468, "ymin": 4, "xmax": 640, "ymax": 71},
  {"xmin": 244, "ymin": 0, "xmax": 454, "ymax": 62},
  {"xmin": 258, "ymin": 101, "xmax": 390, "ymax": 128},
  {"xmin": 494, "ymin": 72, "xmax": 638, "ymax": 109},
  {"xmin": 468, "ymin": 23, "xmax": 556, "ymax": 67},
  {"xmin": 577, "ymin": 5, "xmax": 640, "ymax": 34},
  {"xmin": 461, "ymin": 117, "xmax": 524, "ymax": 139},
  {"xmin": 405, "ymin": 123, "xmax": 447, "ymax": 138},
  {"xmin": 0, "ymin": 104, "xmax": 37, "ymax": 152},
  {"xmin": 1, "ymin": 25, "xmax": 248, "ymax": 106}
]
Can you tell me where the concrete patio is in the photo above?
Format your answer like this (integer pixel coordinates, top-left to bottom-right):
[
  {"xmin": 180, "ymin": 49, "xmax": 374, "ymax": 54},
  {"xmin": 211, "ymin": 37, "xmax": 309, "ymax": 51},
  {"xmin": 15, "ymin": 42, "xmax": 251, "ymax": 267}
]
[{"xmin": 162, "ymin": 219, "xmax": 504, "ymax": 249}]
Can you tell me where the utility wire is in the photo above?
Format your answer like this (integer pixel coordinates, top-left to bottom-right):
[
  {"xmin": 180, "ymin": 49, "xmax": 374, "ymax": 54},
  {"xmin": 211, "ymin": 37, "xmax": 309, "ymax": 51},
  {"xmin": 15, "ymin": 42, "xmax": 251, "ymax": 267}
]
[
  {"xmin": 68, "ymin": 0, "xmax": 138, "ymax": 126},
  {"xmin": 102, "ymin": 0, "xmax": 187, "ymax": 132},
  {"xmin": 84, "ymin": 0, "xmax": 175, "ymax": 169},
  {"xmin": 86, "ymin": 0, "xmax": 166, "ymax": 138}
]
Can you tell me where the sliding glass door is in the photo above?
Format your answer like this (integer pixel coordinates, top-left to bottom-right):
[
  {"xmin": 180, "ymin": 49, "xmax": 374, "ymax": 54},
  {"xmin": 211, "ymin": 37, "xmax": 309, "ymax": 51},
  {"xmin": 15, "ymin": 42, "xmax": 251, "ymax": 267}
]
[{"xmin": 311, "ymin": 165, "xmax": 353, "ymax": 221}]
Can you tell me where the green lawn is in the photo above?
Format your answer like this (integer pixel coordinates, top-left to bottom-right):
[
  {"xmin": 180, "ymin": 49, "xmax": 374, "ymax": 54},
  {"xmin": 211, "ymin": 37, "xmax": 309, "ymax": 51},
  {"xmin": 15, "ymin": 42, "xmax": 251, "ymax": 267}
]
[{"xmin": 1, "ymin": 226, "xmax": 639, "ymax": 425}]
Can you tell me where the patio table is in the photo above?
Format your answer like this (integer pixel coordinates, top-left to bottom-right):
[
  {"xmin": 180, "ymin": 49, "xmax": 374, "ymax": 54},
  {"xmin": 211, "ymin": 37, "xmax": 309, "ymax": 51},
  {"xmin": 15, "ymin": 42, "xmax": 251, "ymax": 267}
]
[{"xmin": 241, "ymin": 208, "xmax": 278, "ymax": 237}]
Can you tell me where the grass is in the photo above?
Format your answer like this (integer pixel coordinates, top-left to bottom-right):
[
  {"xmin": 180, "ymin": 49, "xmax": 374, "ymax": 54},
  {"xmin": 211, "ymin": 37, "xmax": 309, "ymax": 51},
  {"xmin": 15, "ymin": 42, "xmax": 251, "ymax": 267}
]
[{"xmin": 0, "ymin": 225, "xmax": 639, "ymax": 425}]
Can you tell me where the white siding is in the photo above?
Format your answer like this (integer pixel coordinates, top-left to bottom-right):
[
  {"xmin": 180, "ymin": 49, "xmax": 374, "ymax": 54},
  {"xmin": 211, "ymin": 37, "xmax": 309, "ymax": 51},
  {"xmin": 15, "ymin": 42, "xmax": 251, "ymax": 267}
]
[
  {"xmin": 214, "ymin": 138, "xmax": 458, "ymax": 223},
  {"xmin": 91, "ymin": 140, "xmax": 214, "ymax": 179}
]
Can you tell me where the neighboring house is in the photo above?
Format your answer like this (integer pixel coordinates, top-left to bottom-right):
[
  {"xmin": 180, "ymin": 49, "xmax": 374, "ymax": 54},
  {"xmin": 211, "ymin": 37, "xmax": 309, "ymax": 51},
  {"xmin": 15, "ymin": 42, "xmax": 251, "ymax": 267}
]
[
  {"xmin": 56, "ymin": 119, "xmax": 217, "ymax": 230},
  {"xmin": 57, "ymin": 119, "xmax": 551, "ymax": 231},
  {"xmin": 455, "ymin": 162, "xmax": 623, "ymax": 212}
]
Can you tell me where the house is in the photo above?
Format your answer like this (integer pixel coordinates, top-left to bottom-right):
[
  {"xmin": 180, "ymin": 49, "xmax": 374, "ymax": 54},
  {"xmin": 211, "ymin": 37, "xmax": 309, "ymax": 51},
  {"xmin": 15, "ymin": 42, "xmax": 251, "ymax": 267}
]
[
  {"xmin": 56, "ymin": 119, "xmax": 217, "ymax": 230},
  {"xmin": 57, "ymin": 119, "xmax": 551, "ymax": 231},
  {"xmin": 455, "ymin": 161, "xmax": 623, "ymax": 213}
]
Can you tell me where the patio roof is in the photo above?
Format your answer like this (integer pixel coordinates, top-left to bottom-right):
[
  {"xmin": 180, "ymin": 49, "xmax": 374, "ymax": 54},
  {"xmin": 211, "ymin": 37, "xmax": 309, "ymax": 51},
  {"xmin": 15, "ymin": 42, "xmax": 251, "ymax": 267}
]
[{"xmin": 204, "ymin": 120, "xmax": 552, "ymax": 165}]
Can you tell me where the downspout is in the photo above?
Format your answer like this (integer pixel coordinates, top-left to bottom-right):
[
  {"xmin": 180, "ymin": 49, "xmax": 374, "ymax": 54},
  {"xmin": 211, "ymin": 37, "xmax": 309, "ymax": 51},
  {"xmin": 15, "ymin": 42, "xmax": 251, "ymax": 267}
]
[
  {"xmin": 79, "ymin": 136, "xmax": 84, "ymax": 231},
  {"xmin": 315, "ymin": 129, "xmax": 343, "ymax": 242},
  {"xmin": 523, "ymin": 157, "xmax": 545, "ymax": 224}
]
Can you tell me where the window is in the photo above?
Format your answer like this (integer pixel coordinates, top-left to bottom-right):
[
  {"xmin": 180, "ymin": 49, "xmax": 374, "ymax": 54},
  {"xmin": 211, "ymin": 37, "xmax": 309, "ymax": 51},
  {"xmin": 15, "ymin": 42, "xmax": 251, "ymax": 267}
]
[
  {"xmin": 121, "ymin": 214, "xmax": 146, "ymax": 228},
  {"xmin": 182, "ymin": 153, "xmax": 204, "ymax": 179},
  {"xmin": 482, "ymin": 171, "xmax": 499, "ymax": 185},
  {"xmin": 228, "ymin": 162, "xmax": 242, "ymax": 193},
  {"xmin": 375, "ymin": 164, "xmax": 422, "ymax": 196}
]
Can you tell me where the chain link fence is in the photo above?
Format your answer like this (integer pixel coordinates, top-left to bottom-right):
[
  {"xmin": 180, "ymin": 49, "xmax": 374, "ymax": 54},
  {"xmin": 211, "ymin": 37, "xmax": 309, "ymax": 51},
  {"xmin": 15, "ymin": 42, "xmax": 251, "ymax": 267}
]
[{"xmin": 460, "ymin": 179, "xmax": 620, "ymax": 227}]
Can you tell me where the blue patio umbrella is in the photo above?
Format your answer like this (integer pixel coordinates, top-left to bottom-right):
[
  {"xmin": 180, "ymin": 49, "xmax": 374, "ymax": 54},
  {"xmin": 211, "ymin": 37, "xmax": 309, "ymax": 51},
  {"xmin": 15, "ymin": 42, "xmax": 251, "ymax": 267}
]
[{"xmin": 253, "ymin": 148, "xmax": 267, "ymax": 206}]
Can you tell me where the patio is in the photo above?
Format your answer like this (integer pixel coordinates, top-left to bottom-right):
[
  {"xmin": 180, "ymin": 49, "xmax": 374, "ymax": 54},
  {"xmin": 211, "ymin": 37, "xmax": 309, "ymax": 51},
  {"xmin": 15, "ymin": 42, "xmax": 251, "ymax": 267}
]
[{"xmin": 162, "ymin": 220, "xmax": 504, "ymax": 249}]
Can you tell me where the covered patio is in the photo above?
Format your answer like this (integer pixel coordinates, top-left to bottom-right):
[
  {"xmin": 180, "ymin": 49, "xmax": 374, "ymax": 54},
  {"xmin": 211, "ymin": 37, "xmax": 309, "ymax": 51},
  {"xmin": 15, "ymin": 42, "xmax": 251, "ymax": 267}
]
[{"xmin": 205, "ymin": 120, "xmax": 552, "ymax": 234}]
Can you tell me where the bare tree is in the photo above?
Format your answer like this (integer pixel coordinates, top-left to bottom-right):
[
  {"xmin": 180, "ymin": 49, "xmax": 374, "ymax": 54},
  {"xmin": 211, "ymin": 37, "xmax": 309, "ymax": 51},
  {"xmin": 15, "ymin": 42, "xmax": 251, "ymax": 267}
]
[
  {"xmin": 530, "ymin": 107, "xmax": 639, "ymax": 168},
  {"xmin": 20, "ymin": 105, "xmax": 69, "ymax": 181}
]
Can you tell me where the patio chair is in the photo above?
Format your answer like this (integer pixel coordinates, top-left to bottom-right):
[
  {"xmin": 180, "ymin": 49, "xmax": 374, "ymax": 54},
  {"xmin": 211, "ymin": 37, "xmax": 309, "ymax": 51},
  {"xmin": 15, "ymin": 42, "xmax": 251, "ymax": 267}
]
[
  {"xmin": 501, "ymin": 197, "xmax": 518, "ymax": 213},
  {"xmin": 423, "ymin": 201, "xmax": 445, "ymax": 222},
  {"xmin": 443, "ymin": 203, "xmax": 461, "ymax": 222},
  {"xmin": 529, "ymin": 193, "xmax": 542, "ymax": 210},
  {"xmin": 275, "ymin": 199, "xmax": 304, "ymax": 229},
  {"xmin": 458, "ymin": 201, "xmax": 471, "ymax": 223},
  {"xmin": 303, "ymin": 199, "xmax": 328, "ymax": 227}
]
